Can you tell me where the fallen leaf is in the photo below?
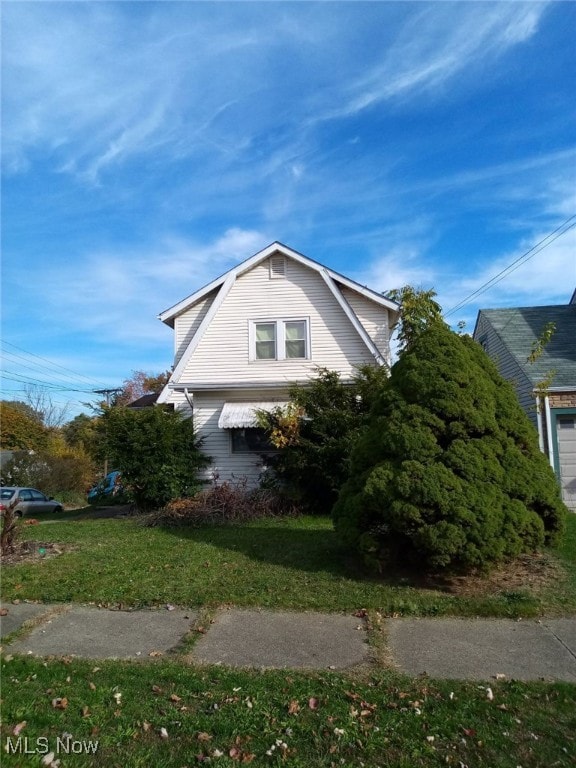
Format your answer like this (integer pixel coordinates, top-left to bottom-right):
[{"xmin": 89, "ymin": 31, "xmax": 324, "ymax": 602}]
[
  {"xmin": 159, "ymin": 727, "xmax": 169, "ymax": 739},
  {"xmin": 308, "ymin": 697, "xmax": 319, "ymax": 710},
  {"xmin": 170, "ymin": 694, "xmax": 182, "ymax": 703},
  {"xmin": 41, "ymin": 752, "xmax": 59, "ymax": 767},
  {"xmin": 89, "ymin": 682, "xmax": 96, "ymax": 691},
  {"xmin": 81, "ymin": 706, "xmax": 90, "ymax": 718},
  {"xmin": 113, "ymin": 692, "xmax": 122, "ymax": 705},
  {"xmin": 149, "ymin": 650, "xmax": 163, "ymax": 657},
  {"xmin": 288, "ymin": 700, "xmax": 300, "ymax": 715},
  {"xmin": 353, "ymin": 609, "xmax": 368, "ymax": 618},
  {"xmin": 197, "ymin": 732, "xmax": 212, "ymax": 742},
  {"xmin": 142, "ymin": 721, "xmax": 152, "ymax": 732},
  {"xmin": 152, "ymin": 685, "xmax": 163, "ymax": 694},
  {"xmin": 462, "ymin": 728, "xmax": 477, "ymax": 737},
  {"xmin": 486, "ymin": 687, "xmax": 494, "ymax": 701},
  {"xmin": 12, "ymin": 721, "xmax": 26, "ymax": 736},
  {"xmin": 51, "ymin": 698, "xmax": 68, "ymax": 710},
  {"xmin": 0, "ymin": 609, "xmax": 8, "ymax": 616}
]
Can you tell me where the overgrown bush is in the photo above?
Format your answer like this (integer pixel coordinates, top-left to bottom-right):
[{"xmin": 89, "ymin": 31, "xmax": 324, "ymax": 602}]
[
  {"xmin": 3, "ymin": 441, "xmax": 95, "ymax": 499},
  {"xmin": 333, "ymin": 324, "xmax": 566, "ymax": 573},
  {"xmin": 143, "ymin": 475, "xmax": 299, "ymax": 527},
  {"xmin": 101, "ymin": 406, "xmax": 209, "ymax": 513},
  {"xmin": 257, "ymin": 366, "xmax": 390, "ymax": 514}
]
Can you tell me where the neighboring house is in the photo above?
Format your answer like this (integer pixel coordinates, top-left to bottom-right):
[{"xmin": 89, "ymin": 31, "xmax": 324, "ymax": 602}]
[
  {"xmin": 157, "ymin": 241, "xmax": 399, "ymax": 484},
  {"xmin": 473, "ymin": 293, "xmax": 576, "ymax": 510},
  {"xmin": 126, "ymin": 393, "xmax": 160, "ymax": 409}
]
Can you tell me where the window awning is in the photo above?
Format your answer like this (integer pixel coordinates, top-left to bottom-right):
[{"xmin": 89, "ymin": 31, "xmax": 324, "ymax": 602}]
[{"xmin": 218, "ymin": 401, "xmax": 288, "ymax": 429}]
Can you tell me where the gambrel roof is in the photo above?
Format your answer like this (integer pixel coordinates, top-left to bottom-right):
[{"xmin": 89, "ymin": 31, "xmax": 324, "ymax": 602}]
[
  {"xmin": 159, "ymin": 241, "xmax": 399, "ymax": 325},
  {"xmin": 158, "ymin": 242, "xmax": 400, "ymax": 388}
]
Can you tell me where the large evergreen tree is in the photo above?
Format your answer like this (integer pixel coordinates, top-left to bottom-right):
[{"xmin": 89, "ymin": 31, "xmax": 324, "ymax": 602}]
[{"xmin": 333, "ymin": 323, "xmax": 566, "ymax": 572}]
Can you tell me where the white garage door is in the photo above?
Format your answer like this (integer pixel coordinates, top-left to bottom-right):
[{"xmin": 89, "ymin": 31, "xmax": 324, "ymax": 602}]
[{"xmin": 557, "ymin": 415, "xmax": 576, "ymax": 511}]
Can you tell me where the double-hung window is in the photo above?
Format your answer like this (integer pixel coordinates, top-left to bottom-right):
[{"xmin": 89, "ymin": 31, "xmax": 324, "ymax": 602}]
[{"xmin": 251, "ymin": 319, "xmax": 309, "ymax": 361}]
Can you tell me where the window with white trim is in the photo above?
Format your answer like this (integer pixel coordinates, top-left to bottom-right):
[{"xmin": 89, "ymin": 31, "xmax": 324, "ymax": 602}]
[{"xmin": 250, "ymin": 319, "xmax": 309, "ymax": 361}]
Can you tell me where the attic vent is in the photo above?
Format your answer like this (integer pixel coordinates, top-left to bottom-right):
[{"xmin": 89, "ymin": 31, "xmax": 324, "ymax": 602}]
[{"xmin": 269, "ymin": 255, "xmax": 286, "ymax": 279}]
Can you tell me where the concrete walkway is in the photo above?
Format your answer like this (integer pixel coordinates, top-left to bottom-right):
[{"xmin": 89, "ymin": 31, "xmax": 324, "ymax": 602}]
[{"xmin": 2, "ymin": 602, "xmax": 576, "ymax": 682}]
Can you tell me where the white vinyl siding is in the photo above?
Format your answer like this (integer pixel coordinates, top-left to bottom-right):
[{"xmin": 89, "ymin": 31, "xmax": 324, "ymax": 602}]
[
  {"xmin": 188, "ymin": 389, "xmax": 288, "ymax": 485},
  {"xmin": 341, "ymin": 287, "xmax": 391, "ymax": 363},
  {"xmin": 178, "ymin": 259, "xmax": 385, "ymax": 384},
  {"xmin": 173, "ymin": 290, "xmax": 217, "ymax": 366}
]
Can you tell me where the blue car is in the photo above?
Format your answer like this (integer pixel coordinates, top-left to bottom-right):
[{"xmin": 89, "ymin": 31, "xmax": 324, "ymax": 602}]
[{"xmin": 88, "ymin": 471, "xmax": 123, "ymax": 502}]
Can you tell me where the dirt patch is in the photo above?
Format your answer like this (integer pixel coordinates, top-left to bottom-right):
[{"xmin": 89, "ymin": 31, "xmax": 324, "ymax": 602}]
[
  {"xmin": 1, "ymin": 540, "xmax": 73, "ymax": 566},
  {"xmin": 419, "ymin": 552, "xmax": 566, "ymax": 597}
]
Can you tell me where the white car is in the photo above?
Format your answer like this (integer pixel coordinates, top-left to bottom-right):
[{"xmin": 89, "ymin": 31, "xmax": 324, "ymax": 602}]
[{"xmin": 0, "ymin": 487, "xmax": 64, "ymax": 517}]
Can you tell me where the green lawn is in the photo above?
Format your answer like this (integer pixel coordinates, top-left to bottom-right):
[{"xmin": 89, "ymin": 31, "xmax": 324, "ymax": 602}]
[
  {"xmin": 2, "ymin": 512, "xmax": 576, "ymax": 617},
  {"xmin": 1, "ymin": 656, "xmax": 574, "ymax": 767},
  {"xmin": 2, "ymin": 512, "xmax": 575, "ymax": 767}
]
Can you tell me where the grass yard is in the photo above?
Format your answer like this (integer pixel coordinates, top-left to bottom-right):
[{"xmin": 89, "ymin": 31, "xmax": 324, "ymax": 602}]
[
  {"xmin": 1, "ymin": 656, "xmax": 575, "ymax": 767},
  {"xmin": 2, "ymin": 512, "xmax": 575, "ymax": 767},
  {"xmin": 1, "ymin": 512, "xmax": 576, "ymax": 617}
]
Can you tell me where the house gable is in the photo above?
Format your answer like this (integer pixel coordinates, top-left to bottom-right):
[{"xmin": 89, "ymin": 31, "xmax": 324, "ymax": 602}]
[{"xmin": 158, "ymin": 243, "xmax": 398, "ymax": 402}]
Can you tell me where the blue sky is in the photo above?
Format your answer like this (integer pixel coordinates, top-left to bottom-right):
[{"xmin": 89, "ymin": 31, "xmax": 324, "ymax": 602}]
[{"xmin": 2, "ymin": 1, "xmax": 575, "ymax": 419}]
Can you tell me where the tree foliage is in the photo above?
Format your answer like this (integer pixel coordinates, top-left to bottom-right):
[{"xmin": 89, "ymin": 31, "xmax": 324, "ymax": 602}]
[
  {"xmin": 386, "ymin": 285, "xmax": 444, "ymax": 352},
  {"xmin": 4, "ymin": 439, "xmax": 96, "ymax": 498},
  {"xmin": 258, "ymin": 365, "xmax": 390, "ymax": 514},
  {"xmin": 0, "ymin": 401, "xmax": 49, "ymax": 451},
  {"xmin": 113, "ymin": 370, "xmax": 171, "ymax": 407},
  {"xmin": 62, "ymin": 413, "xmax": 104, "ymax": 462},
  {"xmin": 333, "ymin": 324, "xmax": 566, "ymax": 573},
  {"xmin": 101, "ymin": 406, "xmax": 208, "ymax": 512}
]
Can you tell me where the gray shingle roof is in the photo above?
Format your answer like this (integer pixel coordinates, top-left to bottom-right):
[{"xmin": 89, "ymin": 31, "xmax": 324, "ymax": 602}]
[{"xmin": 479, "ymin": 305, "xmax": 576, "ymax": 388}]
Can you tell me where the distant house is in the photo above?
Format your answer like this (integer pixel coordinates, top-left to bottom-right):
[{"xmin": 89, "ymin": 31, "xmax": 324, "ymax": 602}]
[
  {"xmin": 126, "ymin": 393, "xmax": 160, "ymax": 409},
  {"xmin": 474, "ymin": 292, "xmax": 576, "ymax": 510},
  {"xmin": 157, "ymin": 241, "xmax": 399, "ymax": 484}
]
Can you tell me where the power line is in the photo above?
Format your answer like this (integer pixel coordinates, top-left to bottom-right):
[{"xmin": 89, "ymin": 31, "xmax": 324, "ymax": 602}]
[
  {"xmin": 0, "ymin": 371, "xmax": 96, "ymax": 393},
  {"xmin": 444, "ymin": 214, "xmax": 576, "ymax": 318},
  {"xmin": 0, "ymin": 340, "xmax": 109, "ymax": 388}
]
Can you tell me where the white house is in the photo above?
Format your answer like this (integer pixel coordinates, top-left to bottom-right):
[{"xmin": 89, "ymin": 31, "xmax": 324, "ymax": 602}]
[{"xmin": 157, "ymin": 242, "xmax": 399, "ymax": 484}]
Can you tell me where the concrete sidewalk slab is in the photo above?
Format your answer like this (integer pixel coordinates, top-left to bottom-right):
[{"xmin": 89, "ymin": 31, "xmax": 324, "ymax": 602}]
[
  {"xmin": 6, "ymin": 607, "xmax": 197, "ymax": 660},
  {"xmin": 543, "ymin": 618, "xmax": 576, "ymax": 652},
  {"xmin": 386, "ymin": 618, "xmax": 576, "ymax": 682},
  {"xmin": 192, "ymin": 609, "xmax": 368, "ymax": 670},
  {"xmin": 0, "ymin": 603, "xmax": 56, "ymax": 638}
]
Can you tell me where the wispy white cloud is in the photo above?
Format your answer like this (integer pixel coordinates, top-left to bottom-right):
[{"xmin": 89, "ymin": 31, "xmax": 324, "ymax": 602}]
[
  {"xmin": 314, "ymin": 2, "xmax": 549, "ymax": 120},
  {"xmin": 17, "ymin": 228, "xmax": 269, "ymax": 345}
]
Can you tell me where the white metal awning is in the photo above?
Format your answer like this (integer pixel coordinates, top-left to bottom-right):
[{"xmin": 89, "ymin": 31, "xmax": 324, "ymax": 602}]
[{"xmin": 218, "ymin": 401, "xmax": 288, "ymax": 429}]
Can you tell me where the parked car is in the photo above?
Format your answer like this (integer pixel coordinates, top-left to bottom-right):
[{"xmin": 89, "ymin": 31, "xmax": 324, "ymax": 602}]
[
  {"xmin": 0, "ymin": 487, "xmax": 64, "ymax": 517},
  {"xmin": 87, "ymin": 470, "xmax": 123, "ymax": 502}
]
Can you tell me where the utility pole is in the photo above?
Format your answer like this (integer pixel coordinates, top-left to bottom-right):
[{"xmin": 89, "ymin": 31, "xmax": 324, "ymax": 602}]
[{"xmin": 93, "ymin": 388, "xmax": 122, "ymax": 476}]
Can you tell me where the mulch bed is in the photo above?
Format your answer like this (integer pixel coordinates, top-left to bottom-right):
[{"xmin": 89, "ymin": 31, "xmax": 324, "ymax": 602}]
[{"xmin": 408, "ymin": 552, "xmax": 565, "ymax": 596}]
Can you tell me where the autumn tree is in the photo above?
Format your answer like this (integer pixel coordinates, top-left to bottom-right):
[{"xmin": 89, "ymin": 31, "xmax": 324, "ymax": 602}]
[
  {"xmin": 113, "ymin": 370, "xmax": 171, "ymax": 407},
  {"xmin": 0, "ymin": 401, "xmax": 49, "ymax": 451}
]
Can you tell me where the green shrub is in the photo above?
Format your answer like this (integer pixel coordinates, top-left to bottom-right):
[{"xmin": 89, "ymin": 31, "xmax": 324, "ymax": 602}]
[
  {"xmin": 101, "ymin": 406, "xmax": 208, "ymax": 513},
  {"xmin": 333, "ymin": 324, "xmax": 566, "ymax": 572},
  {"xmin": 258, "ymin": 366, "xmax": 389, "ymax": 514}
]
